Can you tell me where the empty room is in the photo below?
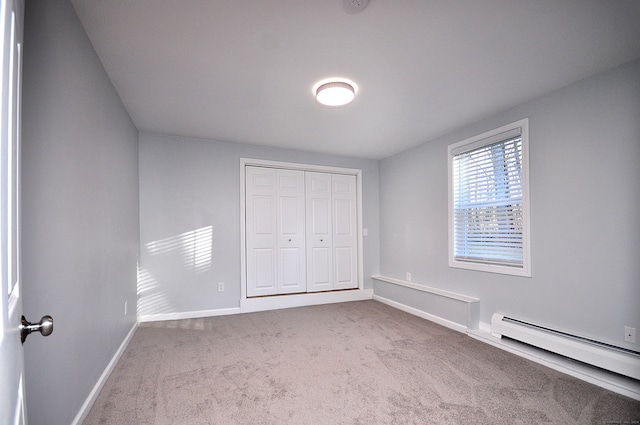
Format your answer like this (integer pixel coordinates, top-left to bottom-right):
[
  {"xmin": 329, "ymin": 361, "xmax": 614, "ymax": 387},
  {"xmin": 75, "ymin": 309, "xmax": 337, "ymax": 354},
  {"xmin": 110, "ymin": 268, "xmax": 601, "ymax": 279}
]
[{"xmin": 2, "ymin": 0, "xmax": 640, "ymax": 424}]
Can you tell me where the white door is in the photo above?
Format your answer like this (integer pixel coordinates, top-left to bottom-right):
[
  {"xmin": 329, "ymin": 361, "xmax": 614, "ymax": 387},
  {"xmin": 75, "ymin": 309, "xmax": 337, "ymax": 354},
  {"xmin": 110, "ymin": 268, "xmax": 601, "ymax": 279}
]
[
  {"xmin": 331, "ymin": 174, "xmax": 358, "ymax": 289},
  {"xmin": 1, "ymin": 0, "xmax": 26, "ymax": 423},
  {"xmin": 246, "ymin": 166, "xmax": 306, "ymax": 296},
  {"xmin": 246, "ymin": 166, "xmax": 278, "ymax": 297},
  {"xmin": 306, "ymin": 172, "xmax": 358, "ymax": 292},
  {"xmin": 275, "ymin": 169, "xmax": 306, "ymax": 294},
  {"xmin": 305, "ymin": 172, "xmax": 333, "ymax": 292}
]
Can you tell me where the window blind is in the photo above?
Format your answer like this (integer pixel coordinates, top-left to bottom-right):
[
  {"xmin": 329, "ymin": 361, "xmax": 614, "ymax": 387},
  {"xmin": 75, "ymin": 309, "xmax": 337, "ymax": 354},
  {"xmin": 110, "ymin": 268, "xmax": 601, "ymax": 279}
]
[{"xmin": 452, "ymin": 134, "xmax": 524, "ymax": 267}]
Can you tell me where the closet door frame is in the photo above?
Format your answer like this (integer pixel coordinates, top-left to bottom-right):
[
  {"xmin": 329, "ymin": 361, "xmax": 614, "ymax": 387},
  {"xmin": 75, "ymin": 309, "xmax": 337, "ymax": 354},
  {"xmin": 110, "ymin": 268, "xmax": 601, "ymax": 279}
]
[{"xmin": 240, "ymin": 158, "xmax": 364, "ymax": 307}]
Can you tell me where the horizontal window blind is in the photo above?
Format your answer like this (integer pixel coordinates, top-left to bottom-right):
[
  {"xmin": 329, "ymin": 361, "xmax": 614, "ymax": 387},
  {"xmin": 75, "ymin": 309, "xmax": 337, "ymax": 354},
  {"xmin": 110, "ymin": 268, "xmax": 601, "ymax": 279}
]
[{"xmin": 452, "ymin": 135, "xmax": 524, "ymax": 267}]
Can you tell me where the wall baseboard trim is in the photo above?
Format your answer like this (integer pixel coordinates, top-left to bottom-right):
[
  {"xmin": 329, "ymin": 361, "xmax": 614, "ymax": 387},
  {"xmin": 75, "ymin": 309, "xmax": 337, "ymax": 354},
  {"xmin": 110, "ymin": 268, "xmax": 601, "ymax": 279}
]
[
  {"xmin": 241, "ymin": 289, "xmax": 373, "ymax": 313},
  {"xmin": 138, "ymin": 307, "xmax": 242, "ymax": 323},
  {"xmin": 71, "ymin": 322, "xmax": 138, "ymax": 425},
  {"xmin": 468, "ymin": 328, "xmax": 640, "ymax": 401},
  {"xmin": 139, "ymin": 290, "xmax": 374, "ymax": 323},
  {"xmin": 373, "ymin": 295, "xmax": 640, "ymax": 401},
  {"xmin": 373, "ymin": 294, "xmax": 468, "ymax": 334},
  {"xmin": 371, "ymin": 275, "xmax": 479, "ymax": 330},
  {"xmin": 371, "ymin": 275, "xmax": 479, "ymax": 303}
]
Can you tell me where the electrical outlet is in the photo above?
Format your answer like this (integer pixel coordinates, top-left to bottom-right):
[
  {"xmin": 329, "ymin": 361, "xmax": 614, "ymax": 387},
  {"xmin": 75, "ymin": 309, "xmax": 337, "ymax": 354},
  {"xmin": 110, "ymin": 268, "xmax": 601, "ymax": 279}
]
[
  {"xmin": 124, "ymin": 300, "xmax": 128, "ymax": 315},
  {"xmin": 406, "ymin": 272, "xmax": 412, "ymax": 282},
  {"xmin": 624, "ymin": 326, "xmax": 636, "ymax": 343},
  {"xmin": 363, "ymin": 228, "xmax": 368, "ymax": 236},
  {"xmin": 218, "ymin": 282, "xmax": 225, "ymax": 292}
]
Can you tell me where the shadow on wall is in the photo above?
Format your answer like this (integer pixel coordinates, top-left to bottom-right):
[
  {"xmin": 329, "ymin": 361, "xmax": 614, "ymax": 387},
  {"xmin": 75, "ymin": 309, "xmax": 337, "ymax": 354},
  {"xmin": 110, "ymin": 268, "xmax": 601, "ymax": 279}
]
[{"xmin": 137, "ymin": 226, "xmax": 213, "ymax": 316}]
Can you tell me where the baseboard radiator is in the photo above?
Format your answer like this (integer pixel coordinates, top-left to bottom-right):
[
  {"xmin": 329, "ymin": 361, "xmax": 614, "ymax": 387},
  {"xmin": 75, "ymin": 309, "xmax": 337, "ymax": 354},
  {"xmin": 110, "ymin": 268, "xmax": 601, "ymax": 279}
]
[{"xmin": 491, "ymin": 313, "xmax": 640, "ymax": 380}]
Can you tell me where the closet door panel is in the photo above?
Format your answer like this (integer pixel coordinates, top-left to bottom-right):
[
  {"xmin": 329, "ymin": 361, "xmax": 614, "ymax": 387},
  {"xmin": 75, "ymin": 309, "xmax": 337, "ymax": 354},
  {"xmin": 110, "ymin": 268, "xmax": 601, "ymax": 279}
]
[
  {"xmin": 253, "ymin": 248, "xmax": 276, "ymax": 292},
  {"xmin": 311, "ymin": 198, "xmax": 330, "ymax": 234},
  {"xmin": 279, "ymin": 248, "xmax": 302, "ymax": 290},
  {"xmin": 309, "ymin": 247, "xmax": 331, "ymax": 289},
  {"xmin": 306, "ymin": 172, "xmax": 333, "ymax": 292},
  {"xmin": 246, "ymin": 167, "xmax": 278, "ymax": 296},
  {"xmin": 276, "ymin": 169, "xmax": 306, "ymax": 294},
  {"xmin": 332, "ymin": 174, "xmax": 358, "ymax": 289},
  {"xmin": 334, "ymin": 247, "xmax": 354, "ymax": 285},
  {"xmin": 253, "ymin": 196, "xmax": 274, "ymax": 234}
]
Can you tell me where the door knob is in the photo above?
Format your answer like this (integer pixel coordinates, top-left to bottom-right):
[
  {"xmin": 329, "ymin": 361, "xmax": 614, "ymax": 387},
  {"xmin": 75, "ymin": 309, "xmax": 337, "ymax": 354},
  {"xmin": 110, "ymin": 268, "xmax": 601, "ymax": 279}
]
[{"xmin": 20, "ymin": 315, "xmax": 53, "ymax": 344}]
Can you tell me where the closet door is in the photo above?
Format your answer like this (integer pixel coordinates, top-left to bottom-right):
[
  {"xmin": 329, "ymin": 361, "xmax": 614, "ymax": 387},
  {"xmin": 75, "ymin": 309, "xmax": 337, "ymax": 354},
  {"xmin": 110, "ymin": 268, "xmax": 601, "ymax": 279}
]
[
  {"xmin": 276, "ymin": 169, "xmax": 306, "ymax": 294},
  {"xmin": 246, "ymin": 166, "xmax": 306, "ymax": 297},
  {"xmin": 306, "ymin": 172, "xmax": 358, "ymax": 292},
  {"xmin": 246, "ymin": 166, "xmax": 278, "ymax": 297},
  {"xmin": 306, "ymin": 172, "xmax": 333, "ymax": 292},
  {"xmin": 332, "ymin": 174, "xmax": 358, "ymax": 289}
]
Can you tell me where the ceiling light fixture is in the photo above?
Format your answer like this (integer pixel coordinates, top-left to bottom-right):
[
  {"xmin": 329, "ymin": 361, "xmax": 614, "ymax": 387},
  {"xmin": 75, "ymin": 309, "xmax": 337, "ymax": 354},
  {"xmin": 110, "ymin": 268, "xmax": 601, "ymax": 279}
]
[{"xmin": 315, "ymin": 81, "xmax": 356, "ymax": 107}]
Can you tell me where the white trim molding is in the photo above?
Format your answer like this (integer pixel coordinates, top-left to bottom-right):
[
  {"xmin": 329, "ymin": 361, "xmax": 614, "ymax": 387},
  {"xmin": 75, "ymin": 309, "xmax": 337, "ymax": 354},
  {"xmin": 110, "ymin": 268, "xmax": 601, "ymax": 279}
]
[
  {"xmin": 447, "ymin": 118, "xmax": 531, "ymax": 277},
  {"xmin": 240, "ymin": 157, "xmax": 364, "ymax": 303},
  {"xmin": 372, "ymin": 274, "xmax": 479, "ymax": 302},
  {"xmin": 372, "ymin": 275, "xmax": 479, "ymax": 331},
  {"xmin": 373, "ymin": 295, "xmax": 468, "ymax": 334},
  {"xmin": 71, "ymin": 322, "xmax": 137, "ymax": 425},
  {"xmin": 138, "ymin": 307, "xmax": 242, "ymax": 323},
  {"xmin": 241, "ymin": 288, "xmax": 373, "ymax": 313}
]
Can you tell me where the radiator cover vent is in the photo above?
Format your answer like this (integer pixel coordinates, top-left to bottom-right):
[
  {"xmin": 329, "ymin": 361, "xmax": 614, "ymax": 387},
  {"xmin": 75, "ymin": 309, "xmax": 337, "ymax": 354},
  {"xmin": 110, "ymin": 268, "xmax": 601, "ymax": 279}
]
[{"xmin": 491, "ymin": 313, "xmax": 640, "ymax": 380}]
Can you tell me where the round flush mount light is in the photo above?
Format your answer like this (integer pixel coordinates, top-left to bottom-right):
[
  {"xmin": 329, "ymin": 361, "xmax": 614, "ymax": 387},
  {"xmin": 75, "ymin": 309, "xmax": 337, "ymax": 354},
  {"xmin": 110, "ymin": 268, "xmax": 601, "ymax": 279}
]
[{"xmin": 314, "ymin": 79, "xmax": 357, "ymax": 107}]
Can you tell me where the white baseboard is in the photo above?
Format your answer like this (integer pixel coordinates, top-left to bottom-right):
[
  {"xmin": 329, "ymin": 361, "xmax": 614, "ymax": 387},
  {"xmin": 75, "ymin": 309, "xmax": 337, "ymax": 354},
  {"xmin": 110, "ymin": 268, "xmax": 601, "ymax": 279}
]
[
  {"xmin": 138, "ymin": 307, "xmax": 242, "ymax": 323},
  {"xmin": 71, "ymin": 322, "xmax": 138, "ymax": 425},
  {"xmin": 373, "ymin": 294, "xmax": 468, "ymax": 334},
  {"xmin": 241, "ymin": 288, "xmax": 373, "ymax": 313},
  {"xmin": 139, "ymin": 292, "xmax": 374, "ymax": 322},
  {"xmin": 373, "ymin": 295, "xmax": 640, "ymax": 401},
  {"xmin": 371, "ymin": 275, "xmax": 479, "ymax": 330},
  {"xmin": 371, "ymin": 275, "xmax": 479, "ymax": 303},
  {"xmin": 468, "ymin": 328, "xmax": 640, "ymax": 401}
]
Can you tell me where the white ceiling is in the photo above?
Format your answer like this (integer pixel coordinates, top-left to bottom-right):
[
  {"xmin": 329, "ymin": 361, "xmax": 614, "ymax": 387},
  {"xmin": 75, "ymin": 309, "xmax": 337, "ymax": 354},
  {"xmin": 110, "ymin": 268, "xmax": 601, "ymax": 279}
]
[{"xmin": 70, "ymin": 0, "xmax": 640, "ymax": 160}]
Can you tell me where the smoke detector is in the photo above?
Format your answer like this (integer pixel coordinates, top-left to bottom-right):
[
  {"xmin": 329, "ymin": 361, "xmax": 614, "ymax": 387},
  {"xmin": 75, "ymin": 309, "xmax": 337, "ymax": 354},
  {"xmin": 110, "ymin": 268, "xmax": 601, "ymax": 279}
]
[{"xmin": 343, "ymin": 0, "xmax": 369, "ymax": 14}]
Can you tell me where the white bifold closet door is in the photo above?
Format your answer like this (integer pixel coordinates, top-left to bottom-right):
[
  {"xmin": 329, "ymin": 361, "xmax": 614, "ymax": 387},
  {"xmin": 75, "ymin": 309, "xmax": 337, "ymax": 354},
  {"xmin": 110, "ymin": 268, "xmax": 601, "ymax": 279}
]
[
  {"xmin": 246, "ymin": 166, "xmax": 357, "ymax": 297},
  {"xmin": 245, "ymin": 166, "xmax": 306, "ymax": 297},
  {"xmin": 306, "ymin": 172, "xmax": 358, "ymax": 292}
]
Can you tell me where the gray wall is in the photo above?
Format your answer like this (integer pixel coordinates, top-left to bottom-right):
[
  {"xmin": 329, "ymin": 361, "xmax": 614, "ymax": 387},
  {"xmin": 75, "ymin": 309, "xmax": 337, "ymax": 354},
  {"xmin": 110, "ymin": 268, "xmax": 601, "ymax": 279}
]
[
  {"xmin": 378, "ymin": 58, "xmax": 640, "ymax": 350},
  {"xmin": 16, "ymin": 1, "xmax": 637, "ymax": 421},
  {"xmin": 139, "ymin": 133, "xmax": 380, "ymax": 315},
  {"xmin": 21, "ymin": 2, "xmax": 139, "ymax": 424}
]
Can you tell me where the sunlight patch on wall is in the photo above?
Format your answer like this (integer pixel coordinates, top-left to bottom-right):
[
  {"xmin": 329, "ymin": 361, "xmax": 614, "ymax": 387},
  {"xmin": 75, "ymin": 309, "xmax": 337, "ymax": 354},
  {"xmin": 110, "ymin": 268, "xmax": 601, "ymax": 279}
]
[
  {"xmin": 137, "ymin": 226, "xmax": 214, "ymax": 317},
  {"xmin": 145, "ymin": 226, "xmax": 213, "ymax": 273},
  {"xmin": 137, "ymin": 266, "xmax": 174, "ymax": 316}
]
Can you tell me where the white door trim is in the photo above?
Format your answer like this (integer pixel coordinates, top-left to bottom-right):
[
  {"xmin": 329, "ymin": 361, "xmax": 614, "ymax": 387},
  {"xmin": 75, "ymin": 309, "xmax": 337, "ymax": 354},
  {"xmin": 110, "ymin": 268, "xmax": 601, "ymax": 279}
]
[
  {"xmin": 240, "ymin": 158, "xmax": 364, "ymax": 312},
  {"xmin": 0, "ymin": 1, "xmax": 26, "ymax": 423}
]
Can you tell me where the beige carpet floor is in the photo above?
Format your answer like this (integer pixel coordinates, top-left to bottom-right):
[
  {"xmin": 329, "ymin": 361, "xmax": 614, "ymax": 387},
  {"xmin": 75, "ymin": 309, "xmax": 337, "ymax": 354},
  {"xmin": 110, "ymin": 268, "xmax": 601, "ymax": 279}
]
[{"xmin": 84, "ymin": 300, "xmax": 640, "ymax": 424}]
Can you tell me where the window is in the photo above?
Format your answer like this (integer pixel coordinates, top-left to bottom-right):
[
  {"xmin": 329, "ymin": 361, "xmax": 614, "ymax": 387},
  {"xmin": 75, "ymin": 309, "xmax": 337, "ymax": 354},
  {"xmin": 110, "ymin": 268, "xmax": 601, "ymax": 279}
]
[{"xmin": 448, "ymin": 119, "xmax": 530, "ymax": 277}]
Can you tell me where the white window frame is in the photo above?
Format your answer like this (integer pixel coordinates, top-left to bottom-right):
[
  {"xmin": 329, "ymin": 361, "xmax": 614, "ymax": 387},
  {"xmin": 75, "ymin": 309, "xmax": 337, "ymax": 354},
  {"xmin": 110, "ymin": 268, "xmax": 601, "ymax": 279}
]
[{"xmin": 448, "ymin": 118, "xmax": 531, "ymax": 277}]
